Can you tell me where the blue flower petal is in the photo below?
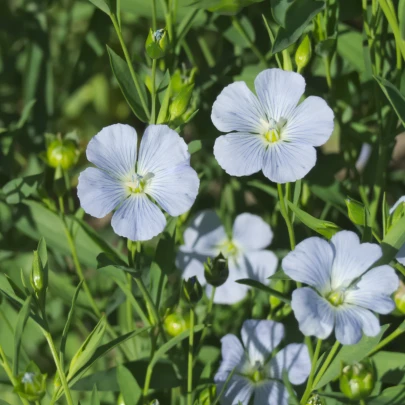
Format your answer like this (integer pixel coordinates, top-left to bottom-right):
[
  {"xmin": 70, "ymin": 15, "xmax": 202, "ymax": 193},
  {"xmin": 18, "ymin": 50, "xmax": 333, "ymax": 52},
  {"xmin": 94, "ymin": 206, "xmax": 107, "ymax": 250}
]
[{"xmin": 254, "ymin": 381, "xmax": 288, "ymax": 405}]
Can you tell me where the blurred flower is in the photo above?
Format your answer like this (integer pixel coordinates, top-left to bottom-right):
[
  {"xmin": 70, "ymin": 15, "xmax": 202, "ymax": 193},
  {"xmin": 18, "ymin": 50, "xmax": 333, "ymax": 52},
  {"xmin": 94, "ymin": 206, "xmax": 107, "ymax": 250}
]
[
  {"xmin": 77, "ymin": 124, "xmax": 199, "ymax": 241},
  {"xmin": 214, "ymin": 320, "xmax": 310, "ymax": 405},
  {"xmin": 339, "ymin": 360, "xmax": 375, "ymax": 400},
  {"xmin": 14, "ymin": 362, "xmax": 47, "ymax": 401},
  {"xmin": 177, "ymin": 211, "xmax": 278, "ymax": 305},
  {"xmin": 182, "ymin": 276, "xmax": 204, "ymax": 305},
  {"xmin": 283, "ymin": 230, "xmax": 399, "ymax": 345},
  {"xmin": 211, "ymin": 68, "xmax": 334, "ymax": 183},
  {"xmin": 164, "ymin": 312, "xmax": 190, "ymax": 337},
  {"xmin": 145, "ymin": 28, "xmax": 169, "ymax": 59},
  {"xmin": 390, "ymin": 196, "xmax": 405, "ymax": 265}
]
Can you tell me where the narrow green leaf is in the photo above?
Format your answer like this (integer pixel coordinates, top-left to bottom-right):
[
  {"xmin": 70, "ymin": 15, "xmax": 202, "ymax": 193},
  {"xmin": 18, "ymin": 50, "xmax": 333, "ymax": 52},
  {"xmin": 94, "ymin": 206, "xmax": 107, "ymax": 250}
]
[
  {"xmin": 268, "ymin": 270, "xmax": 292, "ymax": 281},
  {"xmin": 368, "ymin": 385, "xmax": 405, "ymax": 404},
  {"xmin": 91, "ymin": 385, "xmax": 100, "ymax": 405},
  {"xmin": 377, "ymin": 214, "xmax": 405, "ymax": 265},
  {"xmin": 248, "ymin": 180, "xmax": 278, "ymax": 198},
  {"xmin": 157, "ymin": 79, "xmax": 172, "ymax": 124},
  {"xmin": 270, "ymin": 0, "xmax": 294, "ymax": 27},
  {"xmin": 2, "ymin": 174, "xmax": 42, "ymax": 204},
  {"xmin": 399, "ymin": 0, "xmax": 405, "ymax": 40},
  {"xmin": 236, "ymin": 278, "xmax": 291, "ymax": 303},
  {"xmin": 188, "ymin": 140, "xmax": 202, "ymax": 155},
  {"xmin": 15, "ymin": 100, "xmax": 36, "ymax": 129},
  {"xmin": 117, "ymin": 365, "xmax": 142, "ymax": 405},
  {"xmin": 88, "ymin": 0, "xmax": 111, "ymax": 14}
]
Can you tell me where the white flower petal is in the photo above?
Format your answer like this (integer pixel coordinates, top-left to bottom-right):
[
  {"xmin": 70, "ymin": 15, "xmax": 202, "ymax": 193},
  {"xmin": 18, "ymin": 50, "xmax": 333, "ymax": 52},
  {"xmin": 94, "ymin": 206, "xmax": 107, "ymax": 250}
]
[
  {"xmin": 86, "ymin": 124, "xmax": 137, "ymax": 179},
  {"xmin": 216, "ymin": 375, "xmax": 254, "ymax": 405},
  {"xmin": 213, "ymin": 133, "xmax": 266, "ymax": 177},
  {"xmin": 241, "ymin": 320, "xmax": 285, "ymax": 363},
  {"xmin": 345, "ymin": 265, "xmax": 398, "ymax": 314},
  {"xmin": 232, "ymin": 213, "xmax": 273, "ymax": 250},
  {"xmin": 211, "ymin": 82, "xmax": 266, "ymax": 133},
  {"xmin": 208, "ymin": 279, "xmax": 249, "ymax": 305},
  {"xmin": 215, "ymin": 334, "xmax": 246, "ymax": 377},
  {"xmin": 238, "ymin": 250, "xmax": 278, "ymax": 283},
  {"xmin": 397, "ymin": 244, "xmax": 405, "ymax": 266},
  {"xmin": 182, "ymin": 210, "xmax": 226, "ymax": 256},
  {"xmin": 389, "ymin": 196, "xmax": 405, "ymax": 214},
  {"xmin": 254, "ymin": 69, "xmax": 305, "ymax": 121},
  {"xmin": 253, "ymin": 380, "xmax": 288, "ymax": 405},
  {"xmin": 282, "ymin": 236, "xmax": 333, "ymax": 293},
  {"xmin": 176, "ymin": 247, "xmax": 207, "ymax": 286},
  {"xmin": 330, "ymin": 231, "xmax": 382, "ymax": 290},
  {"xmin": 285, "ymin": 96, "xmax": 334, "ymax": 147},
  {"xmin": 269, "ymin": 343, "xmax": 311, "ymax": 385},
  {"xmin": 262, "ymin": 141, "xmax": 316, "ymax": 184},
  {"xmin": 334, "ymin": 305, "xmax": 380, "ymax": 345},
  {"xmin": 77, "ymin": 167, "xmax": 127, "ymax": 218},
  {"xmin": 111, "ymin": 194, "xmax": 166, "ymax": 241},
  {"xmin": 291, "ymin": 288, "xmax": 334, "ymax": 340}
]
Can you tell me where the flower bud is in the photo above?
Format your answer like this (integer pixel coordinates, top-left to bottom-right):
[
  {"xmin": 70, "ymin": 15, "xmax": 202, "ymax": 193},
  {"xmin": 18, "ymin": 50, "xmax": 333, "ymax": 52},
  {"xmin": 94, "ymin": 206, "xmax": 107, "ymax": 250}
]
[
  {"xmin": 164, "ymin": 312, "xmax": 190, "ymax": 337},
  {"xmin": 204, "ymin": 253, "xmax": 229, "ymax": 287},
  {"xmin": 345, "ymin": 197, "xmax": 366, "ymax": 226},
  {"xmin": 306, "ymin": 394, "xmax": 326, "ymax": 405},
  {"xmin": 30, "ymin": 250, "xmax": 45, "ymax": 293},
  {"xmin": 46, "ymin": 138, "xmax": 78, "ymax": 170},
  {"xmin": 394, "ymin": 281, "xmax": 405, "ymax": 314},
  {"xmin": 169, "ymin": 84, "xmax": 194, "ymax": 120},
  {"xmin": 181, "ymin": 276, "xmax": 203, "ymax": 305},
  {"xmin": 339, "ymin": 360, "xmax": 375, "ymax": 400},
  {"xmin": 117, "ymin": 394, "xmax": 125, "ymax": 405},
  {"xmin": 295, "ymin": 35, "xmax": 312, "ymax": 72},
  {"xmin": 14, "ymin": 362, "xmax": 47, "ymax": 401},
  {"xmin": 149, "ymin": 400, "xmax": 159, "ymax": 405},
  {"xmin": 145, "ymin": 28, "xmax": 169, "ymax": 59}
]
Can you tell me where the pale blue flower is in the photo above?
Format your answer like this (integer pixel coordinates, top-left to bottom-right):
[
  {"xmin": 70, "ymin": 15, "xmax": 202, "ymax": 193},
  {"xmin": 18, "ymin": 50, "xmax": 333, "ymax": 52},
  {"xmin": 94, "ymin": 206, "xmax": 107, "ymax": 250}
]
[
  {"xmin": 390, "ymin": 196, "xmax": 405, "ymax": 265},
  {"xmin": 211, "ymin": 68, "xmax": 334, "ymax": 183},
  {"xmin": 214, "ymin": 320, "xmax": 310, "ymax": 405},
  {"xmin": 283, "ymin": 231, "xmax": 399, "ymax": 345},
  {"xmin": 77, "ymin": 124, "xmax": 199, "ymax": 241},
  {"xmin": 177, "ymin": 210, "xmax": 278, "ymax": 305}
]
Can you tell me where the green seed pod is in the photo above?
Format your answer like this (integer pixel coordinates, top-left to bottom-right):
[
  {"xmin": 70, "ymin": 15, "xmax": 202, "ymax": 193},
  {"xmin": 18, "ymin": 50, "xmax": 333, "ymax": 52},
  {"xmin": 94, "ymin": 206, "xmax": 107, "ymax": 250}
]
[
  {"xmin": 394, "ymin": 281, "xmax": 405, "ymax": 314},
  {"xmin": 169, "ymin": 84, "xmax": 194, "ymax": 120},
  {"xmin": 47, "ymin": 138, "xmax": 78, "ymax": 170},
  {"xmin": 30, "ymin": 250, "xmax": 44, "ymax": 293},
  {"xmin": 181, "ymin": 276, "xmax": 203, "ymax": 305},
  {"xmin": 339, "ymin": 360, "xmax": 375, "ymax": 401},
  {"xmin": 145, "ymin": 28, "xmax": 169, "ymax": 59},
  {"xmin": 204, "ymin": 253, "xmax": 229, "ymax": 287},
  {"xmin": 306, "ymin": 394, "xmax": 326, "ymax": 405},
  {"xmin": 164, "ymin": 312, "xmax": 190, "ymax": 337},
  {"xmin": 14, "ymin": 362, "xmax": 47, "ymax": 402},
  {"xmin": 295, "ymin": 35, "xmax": 312, "ymax": 73}
]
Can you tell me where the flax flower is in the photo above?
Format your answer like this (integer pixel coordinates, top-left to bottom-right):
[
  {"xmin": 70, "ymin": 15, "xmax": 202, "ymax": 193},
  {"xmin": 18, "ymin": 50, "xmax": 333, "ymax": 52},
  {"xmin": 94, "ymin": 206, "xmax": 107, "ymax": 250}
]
[{"xmin": 390, "ymin": 196, "xmax": 405, "ymax": 265}]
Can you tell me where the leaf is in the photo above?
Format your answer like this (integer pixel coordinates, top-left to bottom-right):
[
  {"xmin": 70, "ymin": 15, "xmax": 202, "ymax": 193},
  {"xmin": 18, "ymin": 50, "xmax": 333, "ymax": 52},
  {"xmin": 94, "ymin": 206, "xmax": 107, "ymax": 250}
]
[
  {"xmin": 2, "ymin": 174, "xmax": 43, "ymax": 204},
  {"xmin": 117, "ymin": 365, "xmax": 142, "ymax": 405},
  {"xmin": 272, "ymin": 0, "xmax": 324, "ymax": 53},
  {"xmin": 372, "ymin": 350, "xmax": 405, "ymax": 385},
  {"xmin": 270, "ymin": 0, "xmax": 295, "ymax": 27},
  {"xmin": 377, "ymin": 214, "xmax": 405, "ymax": 265},
  {"xmin": 375, "ymin": 76, "xmax": 405, "ymax": 127},
  {"xmin": 106, "ymin": 46, "xmax": 149, "ymax": 123},
  {"xmin": 224, "ymin": 16, "xmax": 255, "ymax": 48},
  {"xmin": 287, "ymin": 201, "xmax": 341, "ymax": 238},
  {"xmin": 236, "ymin": 279, "xmax": 291, "ymax": 303},
  {"xmin": 399, "ymin": 0, "xmax": 405, "ymax": 41},
  {"xmin": 91, "ymin": 385, "xmax": 100, "ymax": 405},
  {"xmin": 15, "ymin": 99, "xmax": 36, "ymax": 129},
  {"xmin": 269, "ymin": 270, "xmax": 292, "ymax": 281},
  {"xmin": 337, "ymin": 28, "xmax": 366, "ymax": 73},
  {"xmin": 88, "ymin": 0, "xmax": 111, "ymax": 14},
  {"xmin": 13, "ymin": 296, "xmax": 32, "ymax": 376},
  {"xmin": 248, "ymin": 180, "xmax": 278, "ymax": 198},
  {"xmin": 157, "ymin": 77, "xmax": 172, "ymax": 124},
  {"xmin": 314, "ymin": 325, "xmax": 390, "ymax": 389},
  {"xmin": 368, "ymin": 385, "xmax": 405, "ymax": 405},
  {"xmin": 188, "ymin": 140, "xmax": 202, "ymax": 155}
]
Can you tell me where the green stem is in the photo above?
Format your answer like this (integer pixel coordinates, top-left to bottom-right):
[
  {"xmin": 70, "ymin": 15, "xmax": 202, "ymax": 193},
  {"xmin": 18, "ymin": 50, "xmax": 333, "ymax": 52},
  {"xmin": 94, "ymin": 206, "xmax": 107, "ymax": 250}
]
[
  {"xmin": 151, "ymin": 59, "xmax": 157, "ymax": 124},
  {"xmin": 312, "ymin": 340, "xmax": 340, "ymax": 389},
  {"xmin": 324, "ymin": 56, "xmax": 332, "ymax": 89},
  {"xmin": 367, "ymin": 325, "xmax": 405, "ymax": 357},
  {"xmin": 43, "ymin": 331, "xmax": 74, "ymax": 405},
  {"xmin": 197, "ymin": 35, "xmax": 215, "ymax": 68},
  {"xmin": 110, "ymin": 14, "xmax": 151, "ymax": 120},
  {"xmin": 187, "ymin": 308, "xmax": 195, "ymax": 405},
  {"xmin": 142, "ymin": 332, "xmax": 158, "ymax": 402},
  {"xmin": 300, "ymin": 339, "xmax": 322, "ymax": 404},
  {"xmin": 360, "ymin": 400, "xmax": 366, "ymax": 405},
  {"xmin": 277, "ymin": 183, "xmax": 296, "ymax": 250},
  {"xmin": 151, "ymin": 0, "xmax": 157, "ymax": 31}
]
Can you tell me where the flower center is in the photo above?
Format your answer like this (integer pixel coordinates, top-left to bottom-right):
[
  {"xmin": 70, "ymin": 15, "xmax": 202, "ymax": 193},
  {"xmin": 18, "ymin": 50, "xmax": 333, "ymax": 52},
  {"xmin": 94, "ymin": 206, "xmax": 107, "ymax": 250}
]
[
  {"xmin": 125, "ymin": 173, "xmax": 154, "ymax": 194},
  {"xmin": 218, "ymin": 240, "xmax": 238, "ymax": 258},
  {"xmin": 262, "ymin": 117, "xmax": 287, "ymax": 144},
  {"xmin": 327, "ymin": 289, "xmax": 346, "ymax": 306},
  {"xmin": 247, "ymin": 361, "xmax": 267, "ymax": 384}
]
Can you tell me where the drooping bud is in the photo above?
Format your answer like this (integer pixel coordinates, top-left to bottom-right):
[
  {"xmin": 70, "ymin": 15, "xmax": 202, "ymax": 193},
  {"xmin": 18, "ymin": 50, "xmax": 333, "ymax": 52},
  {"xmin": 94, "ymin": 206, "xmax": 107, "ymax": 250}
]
[
  {"xmin": 30, "ymin": 250, "xmax": 44, "ymax": 293},
  {"xmin": 339, "ymin": 360, "xmax": 375, "ymax": 400},
  {"xmin": 295, "ymin": 34, "xmax": 312, "ymax": 73},
  {"xmin": 181, "ymin": 276, "xmax": 203, "ymax": 305},
  {"xmin": 394, "ymin": 280, "xmax": 405, "ymax": 314},
  {"xmin": 14, "ymin": 362, "xmax": 47, "ymax": 401},
  {"xmin": 145, "ymin": 28, "xmax": 169, "ymax": 59},
  {"xmin": 306, "ymin": 393, "xmax": 326, "ymax": 405},
  {"xmin": 46, "ymin": 138, "xmax": 78, "ymax": 170},
  {"xmin": 164, "ymin": 312, "xmax": 190, "ymax": 337},
  {"xmin": 204, "ymin": 253, "xmax": 229, "ymax": 287}
]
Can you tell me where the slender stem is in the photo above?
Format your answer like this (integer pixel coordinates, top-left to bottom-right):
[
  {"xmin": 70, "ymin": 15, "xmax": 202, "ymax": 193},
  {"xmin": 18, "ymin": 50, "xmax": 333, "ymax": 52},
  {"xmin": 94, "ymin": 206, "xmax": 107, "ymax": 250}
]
[
  {"xmin": 151, "ymin": 59, "xmax": 157, "ymax": 124},
  {"xmin": 151, "ymin": 0, "xmax": 157, "ymax": 31},
  {"xmin": 300, "ymin": 339, "xmax": 322, "ymax": 404},
  {"xmin": 367, "ymin": 325, "xmax": 405, "ymax": 357},
  {"xmin": 324, "ymin": 56, "xmax": 332, "ymax": 89},
  {"xmin": 142, "ymin": 332, "xmax": 158, "ymax": 402},
  {"xmin": 43, "ymin": 331, "xmax": 74, "ymax": 405},
  {"xmin": 360, "ymin": 400, "xmax": 366, "ymax": 405},
  {"xmin": 187, "ymin": 308, "xmax": 195, "ymax": 405},
  {"xmin": 117, "ymin": 0, "xmax": 121, "ymax": 27},
  {"xmin": 277, "ymin": 183, "xmax": 296, "ymax": 250},
  {"xmin": 110, "ymin": 14, "xmax": 151, "ymax": 120},
  {"xmin": 197, "ymin": 35, "xmax": 215, "ymax": 68},
  {"xmin": 312, "ymin": 340, "xmax": 341, "ymax": 389}
]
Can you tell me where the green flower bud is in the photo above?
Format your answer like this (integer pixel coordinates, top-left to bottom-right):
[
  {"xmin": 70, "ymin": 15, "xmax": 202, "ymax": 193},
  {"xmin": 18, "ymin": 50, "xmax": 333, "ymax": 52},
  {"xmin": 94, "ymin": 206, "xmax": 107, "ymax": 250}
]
[
  {"xmin": 181, "ymin": 276, "xmax": 203, "ymax": 305},
  {"xmin": 46, "ymin": 138, "xmax": 78, "ymax": 170},
  {"xmin": 204, "ymin": 253, "xmax": 229, "ymax": 287},
  {"xmin": 295, "ymin": 35, "xmax": 312, "ymax": 73},
  {"xmin": 339, "ymin": 360, "xmax": 375, "ymax": 400},
  {"xmin": 306, "ymin": 393, "xmax": 326, "ymax": 405},
  {"xmin": 117, "ymin": 394, "xmax": 125, "ymax": 405},
  {"xmin": 14, "ymin": 362, "xmax": 47, "ymax": 402},
  {"xmin": 164, "ymin": 312, "xmax": 190, "ymax": 337},
  {"xmin": 169, "ymin": 84, "xmax": 194, "ymax": 120},
  {"xmin": 345, "ymin": 197, "xmax": 366, "ymax": 226},
  {"xmin": 394, "ymin": 281, "xmax": 405, "ymax": 314},
  {"xmin": 199, "ymin": 385, "xmax": 216, "ymax": 404},
  {"xmin": 30, "ymin": 250, "xmax": 45, "ymax": 293},
  {"xmin": 145, "ymin": 28, "xmax": 169, "ymax": 59}
]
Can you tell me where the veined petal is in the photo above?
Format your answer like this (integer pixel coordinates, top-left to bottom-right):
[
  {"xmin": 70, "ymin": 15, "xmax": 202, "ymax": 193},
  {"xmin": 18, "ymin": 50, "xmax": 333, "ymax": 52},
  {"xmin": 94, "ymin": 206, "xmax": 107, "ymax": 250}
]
[
  {"xmin": 77, "ymin": 167, "xmax": 127, "ymax": 218},
  {"xmin": 211, "ymin": 81, "xmax": 266, "ymax": 133},
  {"xmin": 215, "ymin": 375, "xmax": 254, "ymax": 405},
  {"xmin": 237, "ymin": 250, "xmax": 278, "ymax": 283},
  {"xmin": 282, "ymin": 237, "xmax": 333, "ymax": 294},
  {"xmin": 86, "ymin": 124, "xmax": 137, "ymax": 179},
  {"xmin": 291, "ymin": 288, "xmax": 334, "ymax": 340},
  {"xmin": 111, "ymin": 194, "xmax": 166, "ymax": 241},
  {"xmin": 182, "ymin": 210, "xmax": 226, "ymax": 256},
  {"xmin": 176, "ymin": 247, "xmax": 207, "ymax": 286},
  {"xmin": 145, "ymin": 164, "xmax": 199, "ymax": 216},
  {"xmin": 241, "ymin": 320, "xmax": 285, "ymax": 363},
  {"xmin": 330, "ymin": 231, "xmax": 382, "ymax": 290},
  {"xmin": 262, "ymin": 141, "xmax": 316, "ymax": 184},
  {"xmin": 208, "ymin": 279, "xmax": 249, "ymax": 305},
  {"xmin": 232, "ymin": 213, "xmax": 273, "ymax": 250},
  {"xmin": 269, "ymin": 343, "xmax": 311, "ymax": 385},
  {"xmin": 345, "ymin": 265, "xmax": 398, "ymax": 314},
  {"xmin": 253, "ymin": 381, "xmax": 288, "ymax": 405},
  {"xmin": 137, "ymin": 124, "xmax": 190, "ymax": 175},
  {"xmin": 285, "ymin": 96, "xmax": 334, "ymax": 147},
  {"xmin": 254, "ymin": 69, "xmax": 305, "ymax": 121},
  {"xmin": 215, "ymin": 334, "xmax": 246, "ymax": 377},
  {"xmin": 213, "ymin": 133, "xmax": 266, "ymax": 177}
]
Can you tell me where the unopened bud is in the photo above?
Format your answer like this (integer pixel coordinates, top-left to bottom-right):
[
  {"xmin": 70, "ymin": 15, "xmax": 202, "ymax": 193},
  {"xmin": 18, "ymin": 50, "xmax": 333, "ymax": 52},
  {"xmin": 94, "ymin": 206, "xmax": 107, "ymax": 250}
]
[
  {"xmin": 394, "ymin": 281, "xmax": 405, "ymax": 314},
  {"xmin": 145, "ymin": 28, "xmax": 169, "ymax": 59},
  {"xmin": 339, "ymin": 360, "xmax": 375, "ymax": 400},
  {"xmin": 306, "ymin": 394, "xmax": 326, "ymax": 405},
  {"xmin": 204, "ymin": 253, "xmax": 229, "ymax": 287},
  {"xmin": 30, "ymin": 250, "xmax": 44, "ymax": 293},
  {"xmin": 181, "ymin": 276, "xmax": 203, "ymax": 305},
  {"xmin": 117, "ymin": 394, "xmax": 125, "ymax": 405},
  {"xmin": 164, "ymin": 312, "xmax": 190, "ymax": 337},
  {"xmin": 346, "ymin": 197, "xmax": 366, "ymax": 226},
  {"xmin": 14, "ymin": 362, "xmax": 47, "ymax": 401},
  {"xmin": 295, "ymin": 35, "xmax": 312, "ymax": 73},
  {"xmin": 47, "ymin": 138, "xmax": 78, "ymax": 170},
  {"xmin": 169, "ymin": 84, "xmax": 194, "ymax": 120}
]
